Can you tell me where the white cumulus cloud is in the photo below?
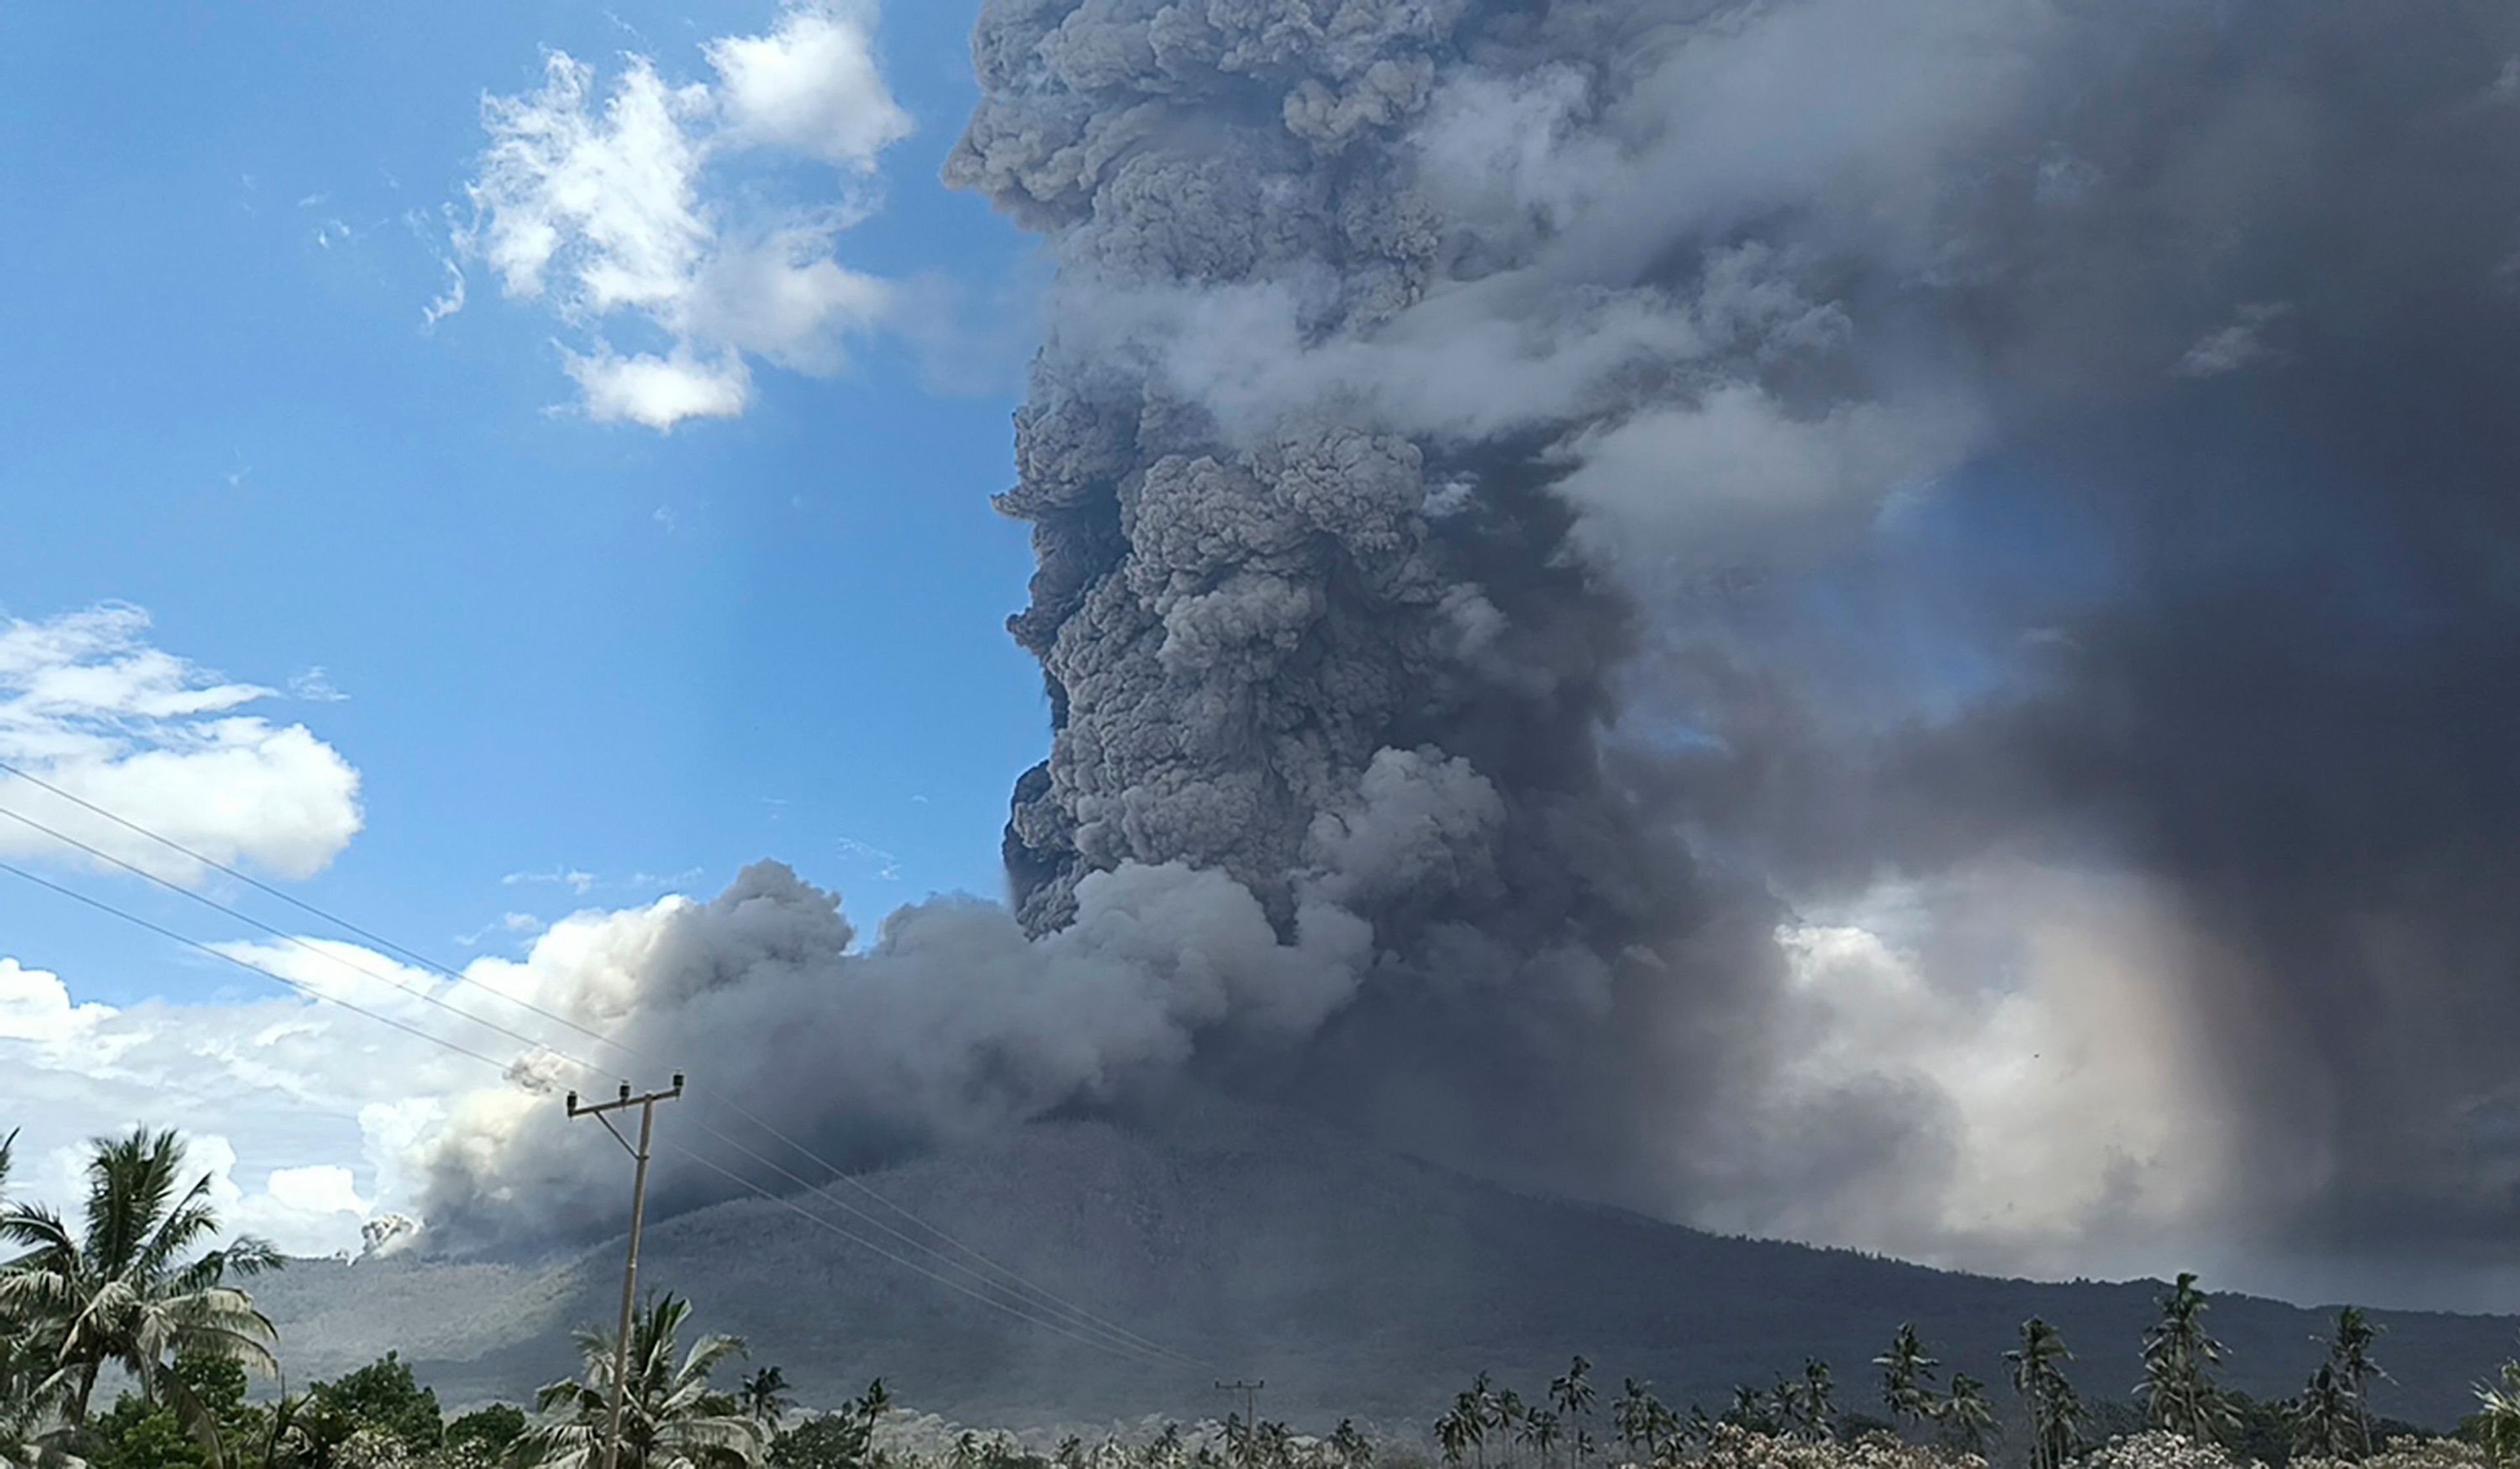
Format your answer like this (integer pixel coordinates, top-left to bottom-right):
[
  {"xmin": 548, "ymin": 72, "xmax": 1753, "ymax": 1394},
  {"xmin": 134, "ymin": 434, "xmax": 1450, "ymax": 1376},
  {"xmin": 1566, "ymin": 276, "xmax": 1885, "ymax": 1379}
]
[
  {"xmin": 707, "ymin": 1, "xmax": 910, "ymax": 166},
  {"xmin": 0, "ymin": 958, "xmax": 116, "ymax": 1045},
  {"xmin": 565, "ymin": 346, "xmax": 752, "ymax": 430},
  {"xmin": 0, "ymin": 604, "xmax": 363, "ymax": 885},
  {"xmin": 457, "ymin": 2, "xmax": 910, "ymax": 428},
  {"xmin": 0, "ymin": 953, "xmax": 484, "ymax": 1258}
]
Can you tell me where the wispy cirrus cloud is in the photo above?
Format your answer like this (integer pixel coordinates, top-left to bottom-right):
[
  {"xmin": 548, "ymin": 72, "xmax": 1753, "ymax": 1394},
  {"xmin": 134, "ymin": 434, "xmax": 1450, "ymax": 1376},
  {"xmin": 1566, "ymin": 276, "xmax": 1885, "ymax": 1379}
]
[
  {"xmin": 501, "ymin": 866, "xmax": 597, "ymax": 895},
  {"xmin": 498, "ymin": 865, "xmax": 704, "ymax": 898},
  {"xmin": 288, "ymin": 667, "xmax": 350, "ymax": 703}
]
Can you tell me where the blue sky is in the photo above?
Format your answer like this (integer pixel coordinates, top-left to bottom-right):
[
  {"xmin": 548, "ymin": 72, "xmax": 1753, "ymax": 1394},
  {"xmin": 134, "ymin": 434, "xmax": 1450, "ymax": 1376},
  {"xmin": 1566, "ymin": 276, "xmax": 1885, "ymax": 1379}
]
[{"xmin": 0, "ymin": 0, "xmax": 1054, "ymax": 1243}]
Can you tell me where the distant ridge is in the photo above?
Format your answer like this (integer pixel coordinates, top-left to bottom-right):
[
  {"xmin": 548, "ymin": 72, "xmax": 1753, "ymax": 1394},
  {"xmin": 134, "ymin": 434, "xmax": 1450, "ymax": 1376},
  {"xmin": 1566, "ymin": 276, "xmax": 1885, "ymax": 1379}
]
[{"xmin": 253, "ymin": 1102, "xmax": 2517, "ymax": 1430}]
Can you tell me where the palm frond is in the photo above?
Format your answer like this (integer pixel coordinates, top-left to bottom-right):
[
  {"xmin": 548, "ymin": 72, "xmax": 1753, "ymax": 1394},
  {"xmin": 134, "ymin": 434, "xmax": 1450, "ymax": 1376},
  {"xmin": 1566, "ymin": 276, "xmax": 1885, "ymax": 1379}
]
[
  {"xmin": 84, "ymin": 1131, "xmax": 187, "ymax": 1272},
  {"xmin": 0, "ymin": 1207, "xmax": 77, "ymax": 1260}
]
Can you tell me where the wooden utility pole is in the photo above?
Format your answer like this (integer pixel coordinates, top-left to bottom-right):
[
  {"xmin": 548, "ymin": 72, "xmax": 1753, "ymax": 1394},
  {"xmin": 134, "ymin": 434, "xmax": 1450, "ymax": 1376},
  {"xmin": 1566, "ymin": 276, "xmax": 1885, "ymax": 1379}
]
[
  {"xmin": 569, "ymin": 1073, "xmax": 685, "ymax": 1469},
  {"xmin": 1215, "ymin": 1380, "xmax": 1264, "ymax": 1466}
]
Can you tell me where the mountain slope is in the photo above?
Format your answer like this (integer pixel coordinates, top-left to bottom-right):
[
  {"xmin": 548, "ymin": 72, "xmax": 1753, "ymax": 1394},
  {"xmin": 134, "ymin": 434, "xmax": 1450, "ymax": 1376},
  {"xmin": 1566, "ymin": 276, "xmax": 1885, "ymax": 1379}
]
[{"xmin": 253, "ymin": 1105, "xmax": 2517, "ymax": 1430}]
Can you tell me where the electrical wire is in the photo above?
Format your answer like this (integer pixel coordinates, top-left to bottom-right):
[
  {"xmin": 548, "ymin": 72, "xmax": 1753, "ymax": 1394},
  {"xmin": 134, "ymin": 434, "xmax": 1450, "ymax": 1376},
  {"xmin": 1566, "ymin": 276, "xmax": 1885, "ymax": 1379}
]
[
  {"xmin": 665, "ymin": 1144, "xmax": 1188, "ymax": 1369},
  {"xmin": 0, "ymin": 856, "xmax": 513, "ymax": 1071},
  {"xmin": 0, "ymin": 852, "xmax": 1193, "ymax": 1373},
  {"xmin": 0, "ymin": 768, "xmax": 1209, "ymax": 1370}
]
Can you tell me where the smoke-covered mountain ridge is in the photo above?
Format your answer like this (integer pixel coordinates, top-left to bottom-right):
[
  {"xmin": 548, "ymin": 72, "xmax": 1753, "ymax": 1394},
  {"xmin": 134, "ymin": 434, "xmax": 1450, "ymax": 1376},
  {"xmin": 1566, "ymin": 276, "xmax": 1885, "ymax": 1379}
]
[{"xmin": 267, "ymin": 1106, "xmax": 2520, "ymax": 1430}]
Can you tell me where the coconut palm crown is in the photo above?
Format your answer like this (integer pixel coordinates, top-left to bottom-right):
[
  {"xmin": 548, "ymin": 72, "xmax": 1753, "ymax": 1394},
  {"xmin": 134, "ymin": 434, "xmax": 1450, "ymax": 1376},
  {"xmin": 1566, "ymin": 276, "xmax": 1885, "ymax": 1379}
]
[
  {"xmin": 0, "ymin": 1127, "xmax": 280, "ymax": 1437},
  {"xmin": 2136, "ymin": 1272, "xmax": 2237, "ymax": 1444},
  {"xmin": 519, "ymin": 1293, "xmax": 763, "ymax": 1469}
]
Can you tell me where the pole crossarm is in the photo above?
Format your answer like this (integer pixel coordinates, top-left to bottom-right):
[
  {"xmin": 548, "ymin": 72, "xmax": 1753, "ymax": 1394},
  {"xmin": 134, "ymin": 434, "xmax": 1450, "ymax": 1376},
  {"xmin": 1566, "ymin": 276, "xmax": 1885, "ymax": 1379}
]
[
  {"xmin": 568, "ymin": 1077, "xmax": 688, "ymax": 1117},
  {"xmin": 1215, "ymin": 1380, "xmax": 1265, "ymax": 1465},
  {"xmin": 570, "ymin": 1073, "xmax": 686, "ymax": 1469}
]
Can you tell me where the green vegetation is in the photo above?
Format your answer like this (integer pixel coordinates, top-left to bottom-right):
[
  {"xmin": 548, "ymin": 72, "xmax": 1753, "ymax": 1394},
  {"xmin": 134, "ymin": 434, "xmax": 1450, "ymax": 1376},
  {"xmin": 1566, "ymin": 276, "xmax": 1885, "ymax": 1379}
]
[
  {"xmin": 2137, "ymin": 1276, "xmax": 2236, "ymax": 1446},
  {"xmin": 448, "ymin": 1407, "xmax": 529, "ymax": 1465},
  {"xmin": 514, "ymin": 1293, "xmax": 763, "ymax": 1469},
  {"xmin": 0, "ymin": 1128, "xmax": 282, "ymax": 1438},
  {"xmin": 8, "ymin": 1126, "xmax": 2520, "ymax": 1469},
  {"xmin": 1394, "ymin": 1290, "xmax": 2485, "ymax": 1469},
  {"xmin": 766, "ymin": 1381, "xmax": 891, "ymax": 1469}
]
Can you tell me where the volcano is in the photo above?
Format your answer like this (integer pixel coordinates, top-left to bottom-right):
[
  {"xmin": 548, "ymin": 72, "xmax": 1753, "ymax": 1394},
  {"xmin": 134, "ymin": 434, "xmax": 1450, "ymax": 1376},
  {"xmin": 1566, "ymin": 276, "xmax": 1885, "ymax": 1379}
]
[{"xmin": 255, "ymin": 1099, "xmax": 2516, "ymax": 1430}]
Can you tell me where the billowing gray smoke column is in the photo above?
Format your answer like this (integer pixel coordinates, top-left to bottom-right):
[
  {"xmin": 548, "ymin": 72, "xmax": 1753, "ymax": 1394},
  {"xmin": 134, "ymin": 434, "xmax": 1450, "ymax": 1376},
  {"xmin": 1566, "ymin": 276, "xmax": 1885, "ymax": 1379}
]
[
  {"xmin": 941, "ymin": 0, "xmax": 2520, "ymax": 1298},
  {"xmin": 942, "ymin": 0, "xmax": 1821, "ymax": 1215},
  {"xmin": 419, "ymin": 0, "xmax": 2520, "ymax": 1304}
]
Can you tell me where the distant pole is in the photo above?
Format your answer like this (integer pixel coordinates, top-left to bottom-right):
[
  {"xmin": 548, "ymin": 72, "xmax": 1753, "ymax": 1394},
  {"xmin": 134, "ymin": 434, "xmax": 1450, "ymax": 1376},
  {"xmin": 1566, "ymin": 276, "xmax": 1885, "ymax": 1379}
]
[
  {"xmin": 1216, "ymin": 1381, "xmax": 1264, "ymax": 1466},
  {"xmin": 570, "ymin": 1073, "xmax": 686, "ymax": 1469}
]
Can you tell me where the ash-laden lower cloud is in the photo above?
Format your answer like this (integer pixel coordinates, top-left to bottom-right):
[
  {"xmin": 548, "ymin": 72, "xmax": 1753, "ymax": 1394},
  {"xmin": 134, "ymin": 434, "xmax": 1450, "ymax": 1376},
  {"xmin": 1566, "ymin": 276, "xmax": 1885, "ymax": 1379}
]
[{"xmin": 415, "ymin": 0, "xmax": 2520, "ymax": 1304}]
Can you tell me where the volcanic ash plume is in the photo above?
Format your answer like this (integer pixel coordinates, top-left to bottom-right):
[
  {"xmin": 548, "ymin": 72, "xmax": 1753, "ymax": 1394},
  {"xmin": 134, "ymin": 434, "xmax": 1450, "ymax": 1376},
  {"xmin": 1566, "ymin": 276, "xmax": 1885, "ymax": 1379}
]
[{"xmin": 417, "ymin": 0, "xmax": 2520, "ymax": 1302}]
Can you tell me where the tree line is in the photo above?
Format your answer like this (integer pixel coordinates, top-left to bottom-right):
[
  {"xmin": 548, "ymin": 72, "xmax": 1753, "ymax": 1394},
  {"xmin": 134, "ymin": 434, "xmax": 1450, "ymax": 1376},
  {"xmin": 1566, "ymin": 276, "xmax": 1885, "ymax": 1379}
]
[
  {"xmin": 1422, "ymin": 1275, "xmax": 2454, "ymax": 1469},
  {"xmin": 9, "ymin": 1130, "xmax": 2520, "ymax": 1469}
]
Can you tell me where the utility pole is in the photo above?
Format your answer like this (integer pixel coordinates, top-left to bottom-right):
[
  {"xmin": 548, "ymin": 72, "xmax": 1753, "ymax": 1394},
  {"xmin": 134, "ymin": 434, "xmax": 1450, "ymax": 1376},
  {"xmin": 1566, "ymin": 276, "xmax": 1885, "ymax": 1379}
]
[
  {"xmin": 570, "ymin": 1073, "xmax": 684, "ymax": 1469},
  {"xmin": 1215, "ymin": 1380, "xmax": 1264, "ymax": 1468}
]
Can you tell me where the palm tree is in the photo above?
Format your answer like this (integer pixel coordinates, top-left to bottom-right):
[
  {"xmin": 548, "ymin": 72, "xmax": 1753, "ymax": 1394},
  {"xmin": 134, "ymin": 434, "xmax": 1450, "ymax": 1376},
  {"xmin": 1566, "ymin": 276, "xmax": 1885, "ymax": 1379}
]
[
  {"xmin": 1520, "ymin": 1409, "xmax": 1559, "ymax": 1469},
  {"xmin": 1937, "ymin": 1374, "xmax": 1996, "ymax": 1457},
  {"xmin": 2006, "ymin": 1318, "xmax": 2083, "ymax": 1469},
  {"xmin": 1799, "ymin": 1361, "xmax": 1836, "ymax": 1442},
  {"xmin": 2294, "ymin": 1364, "xmax": 2359, "ymax": 1460},
  {"xmin": 1549, "ymin": 1361, "xmax": 1594, "ymax": 1423},
  {"xmin": 1547, "ymin": 1360, "xmax": 1593, "ymax": 1466},
  {"xmin": 1253, "ymin": 1422, "xmax": 1293, "ymax": 1469},
  {"xmin": 1329, "ymin": 1420, "xmax": 1371, "ymax": 1469},
  {"xmin": 257, "ymin": 1386, "xmax": 316, "ymax": 1469},
  {"xmin": 0, "ymin": 1325, "xmax": 78, "ymax": 1469},
  {"xmin": 2319, "ymin": 1307, "xmax": 2389, "ymax": 1457},
  {"xmin": 1453, "ymin": 1381, "xmax": 1491, "ymax": 1469},
  {"xmin": 0, "ymin": 1128, "xmax": 280, "ymax": 1435},
  {"xmin": 0, "ymin": 1134, "xmax": 72, "ymax": 1469},
  {"xmin": 853, "ymin": 1378, "xmax": 891, "ymax": 1431},
  {"xmin": 738, "ymin": 1369, "xmax": 789, "ymax": 1434},
  {"xmin": 1765, "ymin": 1380, "xmax": 1804, "ymax": 1441},
  {"xmin": 517, "ymin": 1293, "xmax": 763, "ymax": 1469},
  {"xmin": 1435, "ymin": 1410, "xmax": 1470, "ymax": 1469},
  {"xmin": 1722, "ymin": 1386, "xmax": 1773, "ymax": 1438},
  {"xmin": 1610, "ymin": 1382, "xmax": 1660, "ymax": 1462},
  {"xmin": 1875, "ymin": 1325, "xmax": 1942, "ymax": 1436},
  {"xmin": 1493, "ymin": 1391, "xmax": 1526, "ymax": 1469},
  {"xmin": 2475, "ymin": 1361, "xmax": 2520, "ymax": 1468},
  {"xmin": 2137, "ymin": 1273, "xmax": 2237, "ymax": 1444}
]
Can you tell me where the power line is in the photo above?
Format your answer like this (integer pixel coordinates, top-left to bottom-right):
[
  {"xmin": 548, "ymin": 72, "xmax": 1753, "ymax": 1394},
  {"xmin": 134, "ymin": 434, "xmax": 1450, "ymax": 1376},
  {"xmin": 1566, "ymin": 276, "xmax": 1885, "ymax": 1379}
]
[
  {"xmin": 0, "ymin": 856, "xmax": 513, "ymax": 1071},
  {"xmin": 0, "ymin": 770, "xmax": 1208, "ymax": 1368},
  {"xmin": 0, "ymin": 757, "xmax": 565, "ymax": 1010},
  {"xmin": 0, "ymin": 854, "xmax": 1190, "ymax": 1372},
  {"xmin": 0, "ymin": 766, "xmax": 637, "ymax": 1056},
  {"xmin": 2, "ymin": 797, "xmax": 1198, "ymax": 1363},
  {"xmin": 0, "ymin": 763, "xmax": 1206, "ymax": 1371},
  {"xmin": 667, "ymin": 1145, "xmax": 1190, "ymax": 1370},
  {"xmin": 0, "ymin": 799, "xmax": 610, "ymax": 1061},
  {"xmin": 672, "ymin": 1109, "xmax": 1214, "ymax": 1371}
]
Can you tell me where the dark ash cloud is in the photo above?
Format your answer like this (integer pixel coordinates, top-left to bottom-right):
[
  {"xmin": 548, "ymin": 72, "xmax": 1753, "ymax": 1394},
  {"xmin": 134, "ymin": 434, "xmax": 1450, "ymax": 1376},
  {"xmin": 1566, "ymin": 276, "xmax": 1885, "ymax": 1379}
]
[{"xmin": 417, "ymin": 0, "xmax": 2520, "ymax": 1306}]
